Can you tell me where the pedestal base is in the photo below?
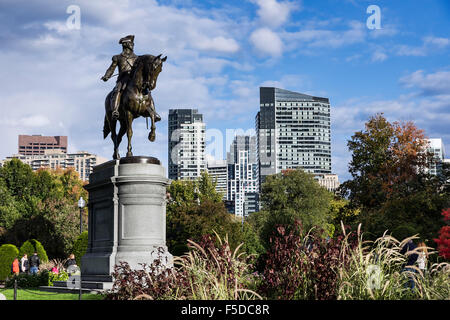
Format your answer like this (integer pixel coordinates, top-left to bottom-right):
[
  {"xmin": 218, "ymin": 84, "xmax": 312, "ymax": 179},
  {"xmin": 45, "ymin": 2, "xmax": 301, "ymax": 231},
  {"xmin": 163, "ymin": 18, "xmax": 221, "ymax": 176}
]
[{"xmin": 81, "ymin": 156, "xmax": 172, "ymax": 281}]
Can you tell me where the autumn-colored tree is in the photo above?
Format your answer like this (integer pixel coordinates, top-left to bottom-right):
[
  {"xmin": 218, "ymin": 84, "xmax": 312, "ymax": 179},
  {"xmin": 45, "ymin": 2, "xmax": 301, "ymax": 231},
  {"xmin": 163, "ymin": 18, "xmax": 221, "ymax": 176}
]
[
  {"xmin": 341, "ymin": 114, "xmax": 449, "ymax": 241},
  {"xmin": 0, "ymin": 160, "xmax": 88, "ymax": 258},
  {"xmin": 434, "ymin": 208, "xmax": 450, "ymax": 260}
]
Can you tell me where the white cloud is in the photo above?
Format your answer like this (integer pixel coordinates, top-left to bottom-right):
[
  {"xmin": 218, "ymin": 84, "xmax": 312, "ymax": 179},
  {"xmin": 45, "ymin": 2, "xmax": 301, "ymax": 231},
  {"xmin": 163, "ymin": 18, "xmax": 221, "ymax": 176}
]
[
  {"xmin": 396, "ymin": 36, "xmax": 450, "ymax": 57},
  {"xmin": 195, "ymin": 36, "xmax": 240, "ymax": 53},
  {"xmin": 400, "ymin": 70, "xmax": 450, "ymax": 95},
  {"xmin": 252, "ymin": 0, "xmax": 296, "ymax": 29},
  {"xmin": 282, "ymin": 20, "xmax": 366, "ymax": 49},
  {"xmin": 371, "ymin": 50, "xmax": 388, "ymax": 62},
  {"xmin": 250, "ymin": 28, "xmax": 283, "ymax": 57}
]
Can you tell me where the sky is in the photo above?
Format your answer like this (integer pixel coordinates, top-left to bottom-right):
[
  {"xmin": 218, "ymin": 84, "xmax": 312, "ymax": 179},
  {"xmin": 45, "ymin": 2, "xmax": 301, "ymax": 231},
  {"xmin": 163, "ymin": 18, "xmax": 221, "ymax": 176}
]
[{"xmin": 0, "ymin": 0, "xmax": 449, "ymax": 182}]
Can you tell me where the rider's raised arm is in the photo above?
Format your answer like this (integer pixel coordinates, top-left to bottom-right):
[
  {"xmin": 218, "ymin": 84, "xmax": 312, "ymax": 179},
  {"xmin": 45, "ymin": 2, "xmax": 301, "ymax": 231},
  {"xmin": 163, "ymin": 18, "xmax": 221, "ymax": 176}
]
[{"xmin": 102, "ymin": 55, "xmax": 118, "ymax": 81}]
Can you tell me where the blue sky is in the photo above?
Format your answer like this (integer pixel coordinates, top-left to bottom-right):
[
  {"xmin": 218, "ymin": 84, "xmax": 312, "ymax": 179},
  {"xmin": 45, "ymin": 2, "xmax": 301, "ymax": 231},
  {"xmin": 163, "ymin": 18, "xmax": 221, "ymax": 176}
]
[{"xmin": 0, "ymin": 0, "xmax": 449, "ymax": 182}]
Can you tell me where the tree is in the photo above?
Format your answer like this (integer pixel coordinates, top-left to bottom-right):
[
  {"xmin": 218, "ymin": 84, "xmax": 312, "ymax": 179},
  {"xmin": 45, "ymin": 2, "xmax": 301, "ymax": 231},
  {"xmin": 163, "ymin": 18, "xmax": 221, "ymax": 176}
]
[
  {"xmin": 341, "ymin": 113, "xmax": 449, "ymax": 241},
  {"xmin": 257, "ymin": 169, "xmax": 333, "ymax": 248},
  {"xmin": 166, "ymin": 172, "xmax": 261, "ymax": 257},
  {"xmin": 0, "ymin": 160, "xmax": 88, "ymax": 258}
]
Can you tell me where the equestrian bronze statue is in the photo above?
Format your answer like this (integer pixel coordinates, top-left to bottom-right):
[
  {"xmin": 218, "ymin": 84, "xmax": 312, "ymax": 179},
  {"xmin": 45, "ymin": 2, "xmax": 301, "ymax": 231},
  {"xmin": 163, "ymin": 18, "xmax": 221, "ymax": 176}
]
[{"xmin": 101, "ymin": 35, "xmax": 167, "ymax": 159}]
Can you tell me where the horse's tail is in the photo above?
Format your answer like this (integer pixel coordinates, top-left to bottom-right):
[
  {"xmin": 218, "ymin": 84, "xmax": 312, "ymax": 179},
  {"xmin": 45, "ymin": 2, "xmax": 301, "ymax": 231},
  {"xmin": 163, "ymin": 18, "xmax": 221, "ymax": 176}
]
[
  {"xmin": 103, "ymin": 115, "xmax": 110, "ymax": 139},
  {"xmin": 104, "ymin": 91, "xmax": 112, "ymax": 139}
]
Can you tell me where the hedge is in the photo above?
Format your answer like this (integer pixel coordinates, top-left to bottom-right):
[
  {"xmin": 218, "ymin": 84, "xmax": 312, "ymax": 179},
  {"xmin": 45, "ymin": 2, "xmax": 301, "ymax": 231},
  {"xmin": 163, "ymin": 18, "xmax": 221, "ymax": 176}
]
[
  {"xmin": 72, "ymin": 231, "xmax": 88, "ymax": 266},
  {"xmin": 0, "ymin": 244, "xmax": 19, "ymax": 281}
]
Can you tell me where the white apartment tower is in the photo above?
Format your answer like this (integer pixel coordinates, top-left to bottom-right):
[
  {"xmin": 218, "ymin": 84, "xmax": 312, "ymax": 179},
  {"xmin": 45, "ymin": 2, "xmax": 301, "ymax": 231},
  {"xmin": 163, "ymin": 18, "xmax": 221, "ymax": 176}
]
[
  {"xmin": 206, "ymin": 159, "xmax": 228, "ymax": 200},
  {"xmin": 256, "ymin": 87, "xmax": 332, "ymax": 188},
  {"xmin": 168, "ymin": 109, "xmax": 206, "ymax": 180},
  {"xmin": 426, "ymin": 138, "xmax": 446, "ymax": 176}
]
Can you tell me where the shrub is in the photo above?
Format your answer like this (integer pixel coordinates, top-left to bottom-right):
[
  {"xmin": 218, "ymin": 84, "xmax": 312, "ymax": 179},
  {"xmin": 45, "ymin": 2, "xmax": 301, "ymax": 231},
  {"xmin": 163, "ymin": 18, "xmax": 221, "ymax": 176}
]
[
  {"xmin": 0, "ymin": 244, "xmax": 19, "ymax": 281},
  {"xmin": 19, "ymin": 239, "xmax": 48, "ymax": 263},
  {"xmin": 31, "ymin": 239, "xmax": 48, "ymax": 263},
  {"xmin": 48, "ymin": 270, "xmax": 69, "ymax": 286},
  {"xmin": 5, "ymin": 270, "xmax": 49, "ymax": 288},
  {"xmin": 434, "ymin": 208, "xmax": 450, "ymax": 260},
  {"xmin": 259, "ymin": 221, "xmax": 357, "ymax": 300},
  {"xmin": 72, "ymin": 231, "xmax": 88, "ymax": 266},
  {"xmin": 18, "ymin": 241, "xmax": 35, "ymax": 260}
]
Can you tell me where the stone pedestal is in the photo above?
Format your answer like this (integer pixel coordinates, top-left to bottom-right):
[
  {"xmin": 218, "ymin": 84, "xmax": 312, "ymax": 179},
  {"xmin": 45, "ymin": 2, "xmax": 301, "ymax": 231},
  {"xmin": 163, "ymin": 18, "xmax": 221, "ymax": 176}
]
[{"xmin": 81, "ymin": 156, "xmax": 172, "ymax": 283}]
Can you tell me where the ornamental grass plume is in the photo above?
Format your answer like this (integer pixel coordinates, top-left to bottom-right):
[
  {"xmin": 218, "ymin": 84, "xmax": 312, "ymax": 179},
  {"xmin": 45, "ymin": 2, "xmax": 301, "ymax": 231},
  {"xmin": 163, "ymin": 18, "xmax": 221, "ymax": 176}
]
[
  {"xmin": 174, "ymin": 231, "xmax": 262, "ymax": 300},
  {"xmin": 337, "ymin": 223, "xmax": 450, "ymax": 300}
]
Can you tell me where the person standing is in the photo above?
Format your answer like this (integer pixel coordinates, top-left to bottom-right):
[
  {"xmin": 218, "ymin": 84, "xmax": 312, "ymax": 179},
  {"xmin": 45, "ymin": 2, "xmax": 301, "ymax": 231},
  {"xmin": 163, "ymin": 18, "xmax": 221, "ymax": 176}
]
[
  {"xmin": 417, "ymin": 241, "xmax": 429, "ymax": 276},
  {"xmin": 20, "ymin": 254, "xmax": 29, "ymax": 274},
  {"xmin": 11, "ymin": 257, "xmax": 20, "ymax": 276},
  {"xmin": 65, "ymin": 254, "xmax": 78, "ymax": 275},
  {"xmin": 400, "ymin": 240, "xmax": 419, "ymax": 289},
  {"xmin": 29, "ymin": 252, "xmax": 40, "ymax": 275}
]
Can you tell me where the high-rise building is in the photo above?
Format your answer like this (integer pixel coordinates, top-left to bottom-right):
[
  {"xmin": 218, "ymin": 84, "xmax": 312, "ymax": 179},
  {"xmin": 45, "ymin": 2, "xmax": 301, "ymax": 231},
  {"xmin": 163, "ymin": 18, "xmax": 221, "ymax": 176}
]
[
  {"xmin": 1, "ymin": 149, "xmax": 107, "ymax": 181},
  {"xmin": 206, "ymin": 159, "xmax": 228, "ymax": 200},
  {"xmin": 227, "ymin": 150, "xmax": 259, "ymax": 217},
  {"xmin": 256, "ymin": 87, "xmax": 331, "ymax": 188},
  {"xmin": 168, "ymin": 109, "xmax": 206, "ymax": 180},
  {"xmin": 227, "ymin": 135, "xmax": 257, "ymax": 165},
  {"xmin": 18, "ymin": 135, "xmax": 67, "ymax": 155},
  {"xmin": 426, "ymin": 138, "xmax": 446, "ymax": 176}
]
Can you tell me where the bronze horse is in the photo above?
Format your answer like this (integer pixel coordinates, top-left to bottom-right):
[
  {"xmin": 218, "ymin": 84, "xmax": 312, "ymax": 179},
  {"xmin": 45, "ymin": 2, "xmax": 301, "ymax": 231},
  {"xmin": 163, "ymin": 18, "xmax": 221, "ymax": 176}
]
[{"xmin": 103, "ymin": 54, "xmax": 167, "ymax": 159}]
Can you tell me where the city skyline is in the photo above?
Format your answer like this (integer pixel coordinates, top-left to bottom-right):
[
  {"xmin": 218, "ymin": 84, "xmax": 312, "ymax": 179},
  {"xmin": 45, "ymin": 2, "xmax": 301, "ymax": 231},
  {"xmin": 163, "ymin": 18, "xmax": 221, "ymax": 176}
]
[{"xmin": 0, "ymin": 1, "xmax": 449, "ymax": 183}]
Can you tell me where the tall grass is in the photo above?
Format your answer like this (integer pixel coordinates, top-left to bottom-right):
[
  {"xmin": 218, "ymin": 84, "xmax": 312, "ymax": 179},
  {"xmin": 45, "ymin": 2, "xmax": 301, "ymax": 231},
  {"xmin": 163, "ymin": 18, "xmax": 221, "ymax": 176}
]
[
  {"xmin": 174, "ymin": 232, "xmax": 262, "ymax": 300},
  {"xmin": 337, "ymin": 223, "xmax": 450, "ymax": 300}
]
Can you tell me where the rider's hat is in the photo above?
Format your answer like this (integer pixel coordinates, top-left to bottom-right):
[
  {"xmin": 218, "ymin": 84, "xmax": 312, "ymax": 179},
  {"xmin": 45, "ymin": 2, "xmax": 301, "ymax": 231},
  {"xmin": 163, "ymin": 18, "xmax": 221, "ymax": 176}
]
[{"xmin": 119, "ymin": 35, "xmax": 135, "ymax": 45}]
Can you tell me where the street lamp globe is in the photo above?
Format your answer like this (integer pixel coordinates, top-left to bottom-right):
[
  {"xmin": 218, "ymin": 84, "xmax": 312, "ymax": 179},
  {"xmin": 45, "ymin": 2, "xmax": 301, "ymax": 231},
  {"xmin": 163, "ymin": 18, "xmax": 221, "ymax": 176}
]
[{"xmin": 78, "ymin": 196, "xmax": 86, "ymax": 209}]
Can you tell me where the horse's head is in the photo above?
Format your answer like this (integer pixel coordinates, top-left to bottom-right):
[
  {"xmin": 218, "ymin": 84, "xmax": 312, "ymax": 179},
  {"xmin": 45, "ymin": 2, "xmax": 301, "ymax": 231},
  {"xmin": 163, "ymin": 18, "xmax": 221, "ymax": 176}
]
[{"xmin": 142, "ymin": 54, "xmax": 167, "ymax": 93}]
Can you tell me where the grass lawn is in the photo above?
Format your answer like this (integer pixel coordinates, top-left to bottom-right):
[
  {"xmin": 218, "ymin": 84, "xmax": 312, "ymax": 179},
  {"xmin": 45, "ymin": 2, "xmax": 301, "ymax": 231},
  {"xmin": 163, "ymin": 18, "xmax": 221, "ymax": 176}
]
[{"xmin": 0, "ymin": 288, "xmax": 105, "ymax": 300}]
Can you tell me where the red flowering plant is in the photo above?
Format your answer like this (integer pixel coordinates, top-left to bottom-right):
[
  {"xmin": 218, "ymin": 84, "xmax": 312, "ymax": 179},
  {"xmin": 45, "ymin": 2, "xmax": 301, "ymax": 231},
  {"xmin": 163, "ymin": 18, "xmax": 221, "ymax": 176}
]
[{"xmin": 434, "ymin": 208, "xmax": 450, "ymax": 260}]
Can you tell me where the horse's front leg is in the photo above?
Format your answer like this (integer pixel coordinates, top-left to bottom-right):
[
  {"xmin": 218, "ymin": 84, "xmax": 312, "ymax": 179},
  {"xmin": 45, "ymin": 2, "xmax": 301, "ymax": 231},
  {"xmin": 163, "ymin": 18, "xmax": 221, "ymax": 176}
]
[
  {"xmin": 148, "ymin": 112, "xmax": 156, "ymax": 142},
  {"xmin": 110, "ymin": 118, "xmax": 120, "ymax": 160},
  {"xmin": 126, "ymin": 111, "xmax": 133, "ymax": 157}
]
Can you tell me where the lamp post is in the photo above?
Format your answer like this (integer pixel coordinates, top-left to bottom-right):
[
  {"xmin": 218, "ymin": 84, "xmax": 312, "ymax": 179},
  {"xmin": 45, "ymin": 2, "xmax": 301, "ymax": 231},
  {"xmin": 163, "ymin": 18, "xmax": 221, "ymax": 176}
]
[{"xmin": 78, "ymin": 196, "xmax": 85, "ymax": 234}]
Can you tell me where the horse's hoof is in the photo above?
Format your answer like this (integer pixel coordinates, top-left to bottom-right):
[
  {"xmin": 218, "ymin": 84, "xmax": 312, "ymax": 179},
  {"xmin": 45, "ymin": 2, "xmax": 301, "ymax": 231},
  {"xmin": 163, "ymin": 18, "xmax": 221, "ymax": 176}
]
[
  {"xmin": 113, "ymin": 154, "xmax": 120, "ymax": 160},
  {"xmin": 126, "ymin": 152, "xmax": 133, "ymax": 157},
  {"xmin": 148, "ymin": 131, "xmax": 155, "ymax": 142}
]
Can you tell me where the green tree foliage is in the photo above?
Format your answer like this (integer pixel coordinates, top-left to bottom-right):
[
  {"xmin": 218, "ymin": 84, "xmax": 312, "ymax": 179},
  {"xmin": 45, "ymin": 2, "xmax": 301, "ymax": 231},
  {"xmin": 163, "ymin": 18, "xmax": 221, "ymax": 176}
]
[
  {"xmin": 340, "ymin": 113, "xmax": 450, "ymax": 242},
  {"xmin": 72, "ymin": 231, "xmax": 88, "ymax": 266},
  {"xmin": 328, "ymin": 197, "xmax": 361, "ymax": 231},
  {"xmin": 166, "ymin": 172, "xmax": 262, "ymax": 257},
  {"xmin": 0, "ymin": 160, "xmax": 88, "ymax": 259},
  {"xmin": 256, "ymin": 169, "xmax": 333, "ymax": 248},
  {"xmin": 0, "ymin": 244, "xmax": 19, "ymax": 281}
]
